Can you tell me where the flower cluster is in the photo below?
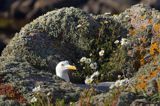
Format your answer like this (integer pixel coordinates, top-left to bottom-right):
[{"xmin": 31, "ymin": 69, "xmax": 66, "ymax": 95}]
[
  {"xmin": 120, "ymin": 38, "xmax": 129, "ymax": 46},
  {"xmin": 80, "ymin": 57, "xmax": 91, "ymax": 64},
  {"xmin": 85, "ymin": 71, "xmax": 100, "ymax": 85},
  {"xmin": 79, "ymin": 57, "xmax": 98, "ymax": 70},
  {"xmin": 30, "ymin": 85, "xmax": 52, "ymax": 105},
  {"xmin": 109, "ymin": 78, "xmax": 129, "ymax": 89},
  {"xmin": 90, "ymin": 62, "xmax": 98, "ymax": 70},
  {"xmin": 114, "ymin": 38, "xmax": 129, "ymax": 46}
]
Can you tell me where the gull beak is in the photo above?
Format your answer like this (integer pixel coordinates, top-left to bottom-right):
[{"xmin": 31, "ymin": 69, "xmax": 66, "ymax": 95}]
[{"xmin": 66, "ymin": 65, "xmax": 77, "ymax": 71}]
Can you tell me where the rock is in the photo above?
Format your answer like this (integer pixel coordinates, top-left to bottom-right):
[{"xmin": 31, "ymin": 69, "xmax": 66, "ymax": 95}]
[
  {"xmin": 0, "ymin": 100, "xmax": 20, "ymax": 106},
  {"xmin": 116, "ymin": 92, "xmax": 137, "ymax": 106},
  {"xmin": 1, "ymin": 6, "xmax": 126, "ymax": 82},
  {"xmin": 130, "ymin": 99, "xmax": 160, "ymax": 106},
  {"xmin": 0, "ymin": 3, "xmax": 160, "ymax": 105},
  {"xmin": 74, "ymin": 4, "xmax": 160, "ymax": 105},
  {"xmin": 130, "ymin": 99, "xmax": 148, "ymax": 106},
  {"xmin": 1, "ymin": 0, "xmax": 160, "ymax": 55},
  {"xmin": 146, "ymin": 78, "xmax": 159, "ymax": 96},
  {"xmin": 0, "ymin": 0, "xmax": 88, "ymax": 54},
  {"xmin": 0, "ymin": 95, "xmax": 7, "ymax": 101},
  {"xmin": 0, "ymin": 7, "xmax": 103, "ymax": 103}
]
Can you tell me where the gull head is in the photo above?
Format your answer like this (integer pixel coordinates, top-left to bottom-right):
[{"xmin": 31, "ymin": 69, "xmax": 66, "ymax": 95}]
[{"xmin": 56, "ymin": 61, "xmax": 77, "ymax": 82}]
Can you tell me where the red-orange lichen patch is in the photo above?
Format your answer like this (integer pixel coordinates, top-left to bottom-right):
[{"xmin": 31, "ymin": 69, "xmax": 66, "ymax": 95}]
[{"xmin": 0, "ymin": 84, "xmax": 27, "ymax": 103}]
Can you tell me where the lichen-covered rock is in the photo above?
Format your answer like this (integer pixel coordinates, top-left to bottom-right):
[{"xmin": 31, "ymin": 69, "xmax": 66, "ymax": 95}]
[
  {"xmin": 75, "ymin": 4, "xmax": 160, "ymax": 105},
  {"xmin": 116, "ymin": 92, "xmax": 137, "ymax": 106},
  {"xmin": 0, "ymin": 6, "xmax": 124, "ymax": 104},
  {"xmin": 0, "ymin": 100, "xmax": 20, "ymax": 106},
  {"xmin": 0, "ymin": 95, "xmax": 20, "ymax": 106},
  {"xmin": 0, "ymin": 6, "xmax": 126, "ymax": 83},
  {"xmin": 0, "ymin": 7, "xmax": 103, "ymax": 104},
  {"xmin": 0, "ymin": 3, "xmax": 160, "ymax": 105},
  {"xmin": 0, "ymin": 6, "xmax": 125, "ymax": 104}
]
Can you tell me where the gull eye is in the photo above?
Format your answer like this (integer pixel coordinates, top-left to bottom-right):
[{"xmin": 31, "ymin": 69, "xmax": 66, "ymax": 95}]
[{"xmin": 61, "ymin": 64, "xmax": 64, "ymax": 66}]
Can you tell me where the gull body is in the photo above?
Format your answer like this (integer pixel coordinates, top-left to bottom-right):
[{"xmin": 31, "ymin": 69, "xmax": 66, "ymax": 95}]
[{"xmin": 55, "ymin": 61, "xmax": 115, "ymax": 92}]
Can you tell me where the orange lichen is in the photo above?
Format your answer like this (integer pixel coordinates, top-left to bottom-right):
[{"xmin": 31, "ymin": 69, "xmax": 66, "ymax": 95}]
[
  {"xmin": 135, "ymin": 67, "xmax": 160, "ymax": 92},
  {"xmin": 136, "ymin": 81, "xmax": 147, "ymax": 90},
  {"xmin": 0, "ymin": 84, "xmax": 27, "ymax": 103},
  {"xmin": 148, "ymin": 19, "xmax": 153, "ymax": 24},
  {"xmin": 150, "ymin": 71, "xmax": 158, "ymax": 77},
  {"xmin": 150, "ymin": 42, "xmax": 160, "ymax": 55},
  {"xmin": 140, "ymin": 58, "xmax": 145, "ymax": 66},
  {"xmin": 153, "ymin": 23, "xmax": 160, "ymax": 34},
  {"xmin": 129, "ymin": 29, "xmax": 136, "ymax": 36}
]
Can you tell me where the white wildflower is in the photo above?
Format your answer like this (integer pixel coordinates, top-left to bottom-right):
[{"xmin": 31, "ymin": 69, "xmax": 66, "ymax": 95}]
[
  {"xmin": 90, "ymin": 62, "xmax": 98, "ymax": 70},
  {"xmin": 118, "ymin": 75, "xmax": 121, "ymax": 79},
  {"xmin": 119, "ymin": 78, "xmax": 129, "ymax": 86},
  {"xmin": 157, "ymin": 15, "xmax": 160, "ymax": 19},
  {"xmin": 30, "ymin": 97, "xmax": 37, "ymax": 103},
  {"xmin": 47, "ymin": 92, "xmax": 51, "ymax": 96},
  {"xmin": 114, "ymin": 40, "xmax": 119, "ymax": 44},
  {"xmin": 109, "ymin": 84, "xmax": 115, "ymax": 89},
  {"xmin": 80, "ymin": 57, "xmax": 87, "ymax": 63},
  {"xmin": 104, "ymin": 21, "xmax": 108, "ymax": 24},
  {"xmin": 83, "ymin": 67, "xmax": 85, "ymax": 69},
  {"xmin": 85, "ymin": 77, "xmax": 94, "ymax": 85},
  {"xmin": 90, "ymin": 71, "xmax": 100, "ymax": 79},
  {"xmin": 115, "ymin": 80, "xmax": 121, "ymax": 87},
  {"xmin": 125, "ymin": 15, "xmax": 129, "ymax": 18},
  {"xmin": 32, "ymin": 85, "xmax": 41, "ymax": 92},
  {"xmin": 85, "ymin": 71, "xmax": 99, "ymax": 85},
  {"xmin": 70, "ymin": 102, "xmax": 74, "ymax": 105},
  {"xmin": 77, "ymin": 24, "xmax": 82, "ymax": 28},
  {"xmin": 85, "ymin": 58, "xmax": 91, "ymax": 64},
  {"xmin": 99, "ymin": 49, "xmax": 105, "ymax": 57},
  {"xmin": 104, "ymin": 12, "xmax": 111, "ymax": 15},
  {"xmin": 120, "ymin": 38, "xmax": 129, "ymax": 46}
]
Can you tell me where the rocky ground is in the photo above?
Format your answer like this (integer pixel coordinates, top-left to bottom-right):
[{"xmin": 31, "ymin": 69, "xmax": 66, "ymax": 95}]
[
  {"xmin": 0, "ymin": 3, "xmax": 160, "ymax": 106},
  {"xmin": 1, "ymin": 0, "xmax": 160, "ymax": 55}
]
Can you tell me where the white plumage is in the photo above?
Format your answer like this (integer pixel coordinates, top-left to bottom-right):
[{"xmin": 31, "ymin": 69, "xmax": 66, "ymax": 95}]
[{"xmin": 56, "ymin": 61, "xmax": 77, "ymax": 82}]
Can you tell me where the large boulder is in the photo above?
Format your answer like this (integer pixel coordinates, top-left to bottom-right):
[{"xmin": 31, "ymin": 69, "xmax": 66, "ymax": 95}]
[
  {"xmin": 0, "ymin": 7, "xmax": 100, "ymax": 104},
  {"xmin": 76, "ymin": 4, "xmax": 160, "ymax": 105},
  {"xmin": 0, "ymin": 7, "xmax": 121, "ymax": 104}
]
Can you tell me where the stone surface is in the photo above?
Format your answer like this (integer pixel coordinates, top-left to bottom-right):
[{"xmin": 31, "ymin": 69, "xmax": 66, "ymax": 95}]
[
  {"xmin": 0, "ymin": 7, "xmax": 107, "ymax": 104},
  {"xmin": 75, "ymin": 4, "xmax": 160, "ymax": 105},
  {"xmin": 116, "ymin": 92, "xmax": 137, "ymax": 106},
  {"xmin": 1, "ymin": 0, "xmax": 160, "ymax": 55},
  {"xmin": 0, "ymin": 3, "xmax": 160, "ymax": 105}
]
